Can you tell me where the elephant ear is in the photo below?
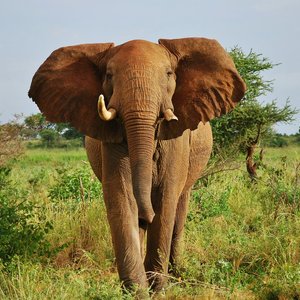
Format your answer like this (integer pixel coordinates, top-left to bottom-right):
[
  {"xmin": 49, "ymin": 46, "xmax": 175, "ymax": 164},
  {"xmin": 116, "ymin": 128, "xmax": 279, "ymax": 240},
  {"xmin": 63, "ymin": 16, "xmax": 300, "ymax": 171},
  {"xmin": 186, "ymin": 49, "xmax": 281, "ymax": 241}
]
[
  {"xmin": 158, "ymin": 37, "xmax": 246, "ymax": 139},
  {"xmin": 28, "ymin": 43, "xmax": 123, "ymax": 142}
]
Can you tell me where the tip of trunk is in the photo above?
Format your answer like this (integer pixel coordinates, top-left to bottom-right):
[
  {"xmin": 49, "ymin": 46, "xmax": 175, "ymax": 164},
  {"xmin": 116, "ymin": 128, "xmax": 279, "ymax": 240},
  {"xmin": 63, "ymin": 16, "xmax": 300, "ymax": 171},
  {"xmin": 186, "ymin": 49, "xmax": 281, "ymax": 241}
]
[
  {"xmin": 134, "ymin": 187, "xmax": 155, "ymax": 223},
  {"xmin": 138, "ymin": 209, "xmax": 155, "ymax": 224}
]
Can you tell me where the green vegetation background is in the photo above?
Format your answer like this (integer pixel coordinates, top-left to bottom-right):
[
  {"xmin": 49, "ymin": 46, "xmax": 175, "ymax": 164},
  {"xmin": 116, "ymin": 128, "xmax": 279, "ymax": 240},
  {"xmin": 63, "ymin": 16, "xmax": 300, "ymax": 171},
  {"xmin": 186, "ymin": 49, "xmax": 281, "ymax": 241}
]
[{"xmin": 0, "ymin": 143, "xmax": 299, "ymax": 299}]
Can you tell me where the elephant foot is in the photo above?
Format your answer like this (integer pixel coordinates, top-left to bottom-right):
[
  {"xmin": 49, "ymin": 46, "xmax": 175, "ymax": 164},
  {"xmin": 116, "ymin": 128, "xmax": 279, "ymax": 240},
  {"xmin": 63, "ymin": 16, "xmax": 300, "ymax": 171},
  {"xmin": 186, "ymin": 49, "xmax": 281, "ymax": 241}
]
[
  {"xmin": 169, "ymin": 263, "xmax": 186, "ymax": 279},
  {"xmin": 147, "ymin": 271, "xmax": 168, "ymax": 292},
  {"xmin": 122, "ymin": 283, "xmax": 150, "ymax": 300}
]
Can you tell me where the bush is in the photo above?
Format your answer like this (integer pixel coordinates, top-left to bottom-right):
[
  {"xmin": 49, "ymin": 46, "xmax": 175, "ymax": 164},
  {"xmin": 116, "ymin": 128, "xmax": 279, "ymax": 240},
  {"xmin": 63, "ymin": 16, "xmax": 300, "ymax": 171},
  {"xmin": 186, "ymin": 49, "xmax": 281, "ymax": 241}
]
[
  {"xmin": 184, "ymin": 156, "xmax": 300, "ymax": 299},
  {"xmin": 49, "ymin": 165, "xmax": 101, "ymax": 203},
  {"xmin": 190, "ymin": 186, "xmax": 232, "ymax": 222},
  {"xmin": 265, "ymin": 134, "xmax": 289, "ymax": 148},
  {"xmin": 0, "ymin": 167, "xmax": 53, "ymax": 264},
  {"xmin": 39, "ymin": 129, "xmax": 60, "ymax": 147}
]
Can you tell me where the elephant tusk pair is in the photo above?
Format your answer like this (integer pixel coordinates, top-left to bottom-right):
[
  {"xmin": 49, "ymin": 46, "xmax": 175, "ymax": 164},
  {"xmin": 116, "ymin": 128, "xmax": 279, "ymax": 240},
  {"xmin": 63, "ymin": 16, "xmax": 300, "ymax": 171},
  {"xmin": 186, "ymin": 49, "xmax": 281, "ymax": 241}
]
[
  {"xmin": 98, "ymin": 94, "xmax": 178, "ymax": 122},
  {"xmin": 98, "ymin": 95, "xmax": 117, "ymax": 121}
]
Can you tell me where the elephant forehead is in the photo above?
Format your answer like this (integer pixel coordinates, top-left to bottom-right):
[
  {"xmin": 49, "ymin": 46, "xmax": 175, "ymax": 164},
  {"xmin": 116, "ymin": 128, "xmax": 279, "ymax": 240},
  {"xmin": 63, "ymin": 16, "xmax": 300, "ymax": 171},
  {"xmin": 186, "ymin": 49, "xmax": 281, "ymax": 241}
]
[
  {"xmin": 122, "ymin": 39, "xmax": 161, "ymax": 52},
  {"xmin": 124, "ymin": 65, "xmax": 154, "ymax": 77},
  {"xmin": 112, "ymin": 40, "xmax": 169, "ymax": 64}
]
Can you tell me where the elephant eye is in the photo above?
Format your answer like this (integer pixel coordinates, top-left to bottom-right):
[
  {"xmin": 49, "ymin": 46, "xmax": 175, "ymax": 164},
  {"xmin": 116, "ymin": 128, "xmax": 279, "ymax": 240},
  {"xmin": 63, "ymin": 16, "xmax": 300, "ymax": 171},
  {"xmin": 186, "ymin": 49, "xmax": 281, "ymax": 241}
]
[
  {"xmin": 106, "ymin": 73, "xmax": 113, "ymax": 81},
  {"xmin": 167, "ymin": 70, "xmax": 173, "ymax": 77}
]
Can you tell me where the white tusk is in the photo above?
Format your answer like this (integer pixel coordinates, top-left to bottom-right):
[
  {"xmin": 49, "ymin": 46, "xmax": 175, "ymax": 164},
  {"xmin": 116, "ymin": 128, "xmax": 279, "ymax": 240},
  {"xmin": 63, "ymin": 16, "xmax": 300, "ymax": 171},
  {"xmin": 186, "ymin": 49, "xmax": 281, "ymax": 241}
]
[
  {"xmin": 164, "ymin": 109, "xmax": 178, "ymax": 121},
  {"xmin": 97, "ymin": 94, "xmax": 117, "ymax": 121}
]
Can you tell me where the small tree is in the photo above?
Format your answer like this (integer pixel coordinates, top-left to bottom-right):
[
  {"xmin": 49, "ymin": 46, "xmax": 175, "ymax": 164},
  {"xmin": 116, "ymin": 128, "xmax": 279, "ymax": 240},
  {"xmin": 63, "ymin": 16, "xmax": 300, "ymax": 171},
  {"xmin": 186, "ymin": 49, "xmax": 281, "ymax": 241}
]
[
  {"xmin": 39, "ymin": 129, "xmax": 60, "ymax": 147},
  {"xmin": 211, "ymin": 48, "xmax": 297, "ymax": 178},
  {"xmin": 23, "ymin": 113, "xmax": 83, "ymax": 145},
  {"xmin": 53, "ymin": 122, "xmax": 83, "ymax": 140},
  {"xmin": 23, "ymin": 113, "xmax": 48, "ymax": 138},
  {"xmin": 62, "ymin": 126, "xmax": 83, "ymax": 140}
]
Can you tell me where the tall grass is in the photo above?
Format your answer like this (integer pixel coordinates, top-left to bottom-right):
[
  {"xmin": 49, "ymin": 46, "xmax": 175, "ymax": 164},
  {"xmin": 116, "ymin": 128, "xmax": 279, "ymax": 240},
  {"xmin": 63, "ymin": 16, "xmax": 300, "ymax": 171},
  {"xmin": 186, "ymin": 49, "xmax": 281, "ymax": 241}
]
[{"xmin": 0, "ymin": 146, "xmax": 299, "ymax": 299}]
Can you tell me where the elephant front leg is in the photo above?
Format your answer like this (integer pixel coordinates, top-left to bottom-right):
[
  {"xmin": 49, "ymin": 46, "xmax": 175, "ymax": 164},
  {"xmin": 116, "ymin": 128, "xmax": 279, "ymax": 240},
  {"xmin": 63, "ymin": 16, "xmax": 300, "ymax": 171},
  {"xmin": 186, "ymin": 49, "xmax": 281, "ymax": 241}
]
[
  {"xmin": 107, "ymin": 210, "xmax": 148, "ymax": 290},
  {"xmin": 101, "ymin": 144, "xmax": 148, "ymax": 292},
  {"xmin": 144, "ymin": 188, "xmax": 180, "ymax": 291}
]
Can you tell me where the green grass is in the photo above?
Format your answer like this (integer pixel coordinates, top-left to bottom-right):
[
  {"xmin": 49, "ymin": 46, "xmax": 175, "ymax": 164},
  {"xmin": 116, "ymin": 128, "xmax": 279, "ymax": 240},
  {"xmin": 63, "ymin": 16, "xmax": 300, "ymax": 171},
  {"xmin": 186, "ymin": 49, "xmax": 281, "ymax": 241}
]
[
  {"xmin": 9, "ymin": 148, "xmax": 87, "ymax": 196},
  {"xmin": 0, "ymin": 145, "xmax": 299, "ymax": 299},
  {"xmin": 0, "ymin": 261, "xmax": 124, "ymax": 300},
  {"xmin": 16, "ymin": 148, "xmax": 86, "ymax": 167},
  {"xmin": 263, "ymin": 146, "xmax": 300, "ymax": 162}
]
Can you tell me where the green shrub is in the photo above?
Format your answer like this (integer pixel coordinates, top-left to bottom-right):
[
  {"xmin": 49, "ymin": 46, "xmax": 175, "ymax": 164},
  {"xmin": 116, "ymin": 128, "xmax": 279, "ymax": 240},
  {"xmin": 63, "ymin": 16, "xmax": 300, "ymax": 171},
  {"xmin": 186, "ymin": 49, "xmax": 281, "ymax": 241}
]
[
  {"xmin": 39, "ymin": 129, "xmax": 60, "ymax": 147},
  {"xmin": 189, "ymin": 186, "xmax": 232, "ymax": 223},
  {"xmin": 0, "ymin": 167, "xmax": 53, "ymax": 264},
  {"xmin": 49, "ymin": 165, "xmax": 101, "ymax": 203},
  {"xmin": 260, "ymin": 158, "xmax": 300, "ymax": 215},
  {"xmin": 183, "ymin": 156, "xmax": 300, "ymax": 299},
  {"xmin": 0, "ymin": 167, "xmax": 11, "ymax": 189},
  {"xmin": 265, "ymin": 134, "xmax": 289, "ymax": 148}
]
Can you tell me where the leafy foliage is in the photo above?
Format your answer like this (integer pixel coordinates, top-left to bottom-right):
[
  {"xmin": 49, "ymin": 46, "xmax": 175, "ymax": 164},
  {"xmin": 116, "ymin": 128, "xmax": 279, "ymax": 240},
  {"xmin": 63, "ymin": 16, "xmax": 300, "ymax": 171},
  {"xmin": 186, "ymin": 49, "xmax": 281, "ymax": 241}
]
[
  {"xmin": 22, "ymin": 113, "xmax": 47, "ymax": 138},
  {"xmin": 213, "ymin": 100, "xmax": 296, "ymax": 154},
  {"xmin": 186, "ymin": 155, "xmax": 300, "ymax": 299},
  {"xmin": 39, "ymin": 129, "xmax": 60, "ymax": 147},
  {"xmin": 22, "ymin": 113, "xmax": 83, "ymax": 147},
  {"xmin": 190, "ymin": 187, "xmax": 232, "ymax": 221},
  {"xmin": 0, "ymin": 167, "xmax": 53, "ymax": 264},
  {"xmin": 211, "ymin": 48, "xmax": 297, "ymax": 157},
  {"xmin": 265, "ymin": 133, "xmax": 289, "ymax": 147},
  {"xmin": 49, "ymin": 166, "xmax": 101, "ymax": 203},
  {"xmin": 230, "ymin": 47, "xmax": 274, "ymax": 101}
]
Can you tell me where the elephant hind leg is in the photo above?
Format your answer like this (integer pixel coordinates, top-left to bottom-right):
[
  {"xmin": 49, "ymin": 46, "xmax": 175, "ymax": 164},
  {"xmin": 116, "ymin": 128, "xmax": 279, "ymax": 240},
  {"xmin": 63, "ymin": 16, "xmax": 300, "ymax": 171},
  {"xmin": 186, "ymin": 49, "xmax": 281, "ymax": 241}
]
[{"xmin": 169, "ymin": 188, "xmax": 191, "ymax": 274}]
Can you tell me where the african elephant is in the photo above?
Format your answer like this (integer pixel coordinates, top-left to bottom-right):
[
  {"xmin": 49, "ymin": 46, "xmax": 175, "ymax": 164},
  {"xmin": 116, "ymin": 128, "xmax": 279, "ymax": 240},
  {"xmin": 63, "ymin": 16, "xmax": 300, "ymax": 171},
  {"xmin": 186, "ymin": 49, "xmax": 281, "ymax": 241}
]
[{"xmin": 29, "ymin": 38, "xmax": 246, "ymax": 294}]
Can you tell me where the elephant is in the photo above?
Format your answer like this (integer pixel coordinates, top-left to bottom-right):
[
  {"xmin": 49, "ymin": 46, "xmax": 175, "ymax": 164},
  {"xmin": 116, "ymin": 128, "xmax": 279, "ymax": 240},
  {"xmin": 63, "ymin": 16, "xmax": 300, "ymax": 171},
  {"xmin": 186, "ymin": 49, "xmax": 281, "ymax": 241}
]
[{"xmin": 28, "ymin": 37, "xmax": 246, "ymax": 294}]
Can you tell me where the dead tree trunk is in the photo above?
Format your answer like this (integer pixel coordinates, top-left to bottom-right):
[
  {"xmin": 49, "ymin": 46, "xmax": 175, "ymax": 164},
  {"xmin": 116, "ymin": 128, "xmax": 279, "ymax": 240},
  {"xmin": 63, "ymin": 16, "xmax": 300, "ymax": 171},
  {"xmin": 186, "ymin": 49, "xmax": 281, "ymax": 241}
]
[
  {"xmin": 246, "ymin": 144, "xmax": 257, "ymax": 179},
  {"xmin": 246, "ymin": 124, "xmax": 263, "ymax": 180}
]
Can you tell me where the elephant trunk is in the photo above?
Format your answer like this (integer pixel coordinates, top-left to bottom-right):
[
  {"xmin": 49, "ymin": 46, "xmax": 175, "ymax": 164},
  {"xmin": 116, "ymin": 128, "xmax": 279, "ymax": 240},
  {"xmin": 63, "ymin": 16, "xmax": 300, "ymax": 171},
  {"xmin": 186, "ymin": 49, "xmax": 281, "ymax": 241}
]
[{"xmin": 124, "ymin": 111, "xmax": 156, "ymax": 223}]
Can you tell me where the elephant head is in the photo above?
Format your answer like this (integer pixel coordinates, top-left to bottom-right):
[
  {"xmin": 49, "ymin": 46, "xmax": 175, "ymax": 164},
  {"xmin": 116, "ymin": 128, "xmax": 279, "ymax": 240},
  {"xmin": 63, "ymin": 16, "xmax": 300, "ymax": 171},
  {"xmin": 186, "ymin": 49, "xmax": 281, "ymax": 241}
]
[{"xmin": 29, "ymin": 38, "xmax": 246, "ymax": 223}]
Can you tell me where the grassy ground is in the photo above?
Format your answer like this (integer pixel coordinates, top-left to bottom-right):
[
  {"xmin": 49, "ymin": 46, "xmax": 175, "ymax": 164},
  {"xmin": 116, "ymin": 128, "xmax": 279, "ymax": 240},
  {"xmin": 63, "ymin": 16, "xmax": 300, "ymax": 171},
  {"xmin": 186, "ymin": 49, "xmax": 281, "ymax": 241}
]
[{"xmin": 0, "ymin": 146, "xmax": 299, "ymax": 299}]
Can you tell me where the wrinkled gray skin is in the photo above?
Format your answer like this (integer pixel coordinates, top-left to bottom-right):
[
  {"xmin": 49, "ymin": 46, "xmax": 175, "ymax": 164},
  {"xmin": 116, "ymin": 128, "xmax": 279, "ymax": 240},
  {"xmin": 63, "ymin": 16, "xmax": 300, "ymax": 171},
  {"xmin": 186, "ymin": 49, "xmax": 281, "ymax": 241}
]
[{"xmin": 84, "ymin": 41, "xmax": 213, "ymax": 292}]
